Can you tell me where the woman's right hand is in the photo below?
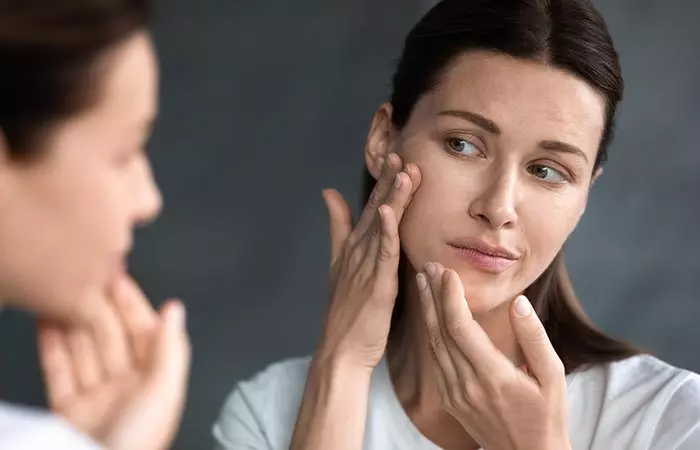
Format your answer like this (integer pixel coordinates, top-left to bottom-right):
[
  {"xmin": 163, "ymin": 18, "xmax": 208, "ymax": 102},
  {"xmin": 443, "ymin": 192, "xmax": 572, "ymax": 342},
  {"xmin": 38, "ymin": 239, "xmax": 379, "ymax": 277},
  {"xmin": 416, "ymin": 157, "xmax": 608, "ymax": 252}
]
[
  {"xmin": 37, "ymin": 275, "xmax": 190, "ymax": 450},
  {"xmin": 318, "ymin": 153, "xmax": 421, "ymax": 370}
]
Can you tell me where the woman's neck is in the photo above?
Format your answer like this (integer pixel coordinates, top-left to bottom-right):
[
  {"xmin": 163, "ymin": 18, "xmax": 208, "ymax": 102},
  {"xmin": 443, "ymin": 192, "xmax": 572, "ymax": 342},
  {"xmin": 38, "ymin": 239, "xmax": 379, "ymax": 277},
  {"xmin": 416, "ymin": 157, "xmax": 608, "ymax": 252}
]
[{"xmin": 386, "ymin": 265, "xmax": 523, "ymax": 450}]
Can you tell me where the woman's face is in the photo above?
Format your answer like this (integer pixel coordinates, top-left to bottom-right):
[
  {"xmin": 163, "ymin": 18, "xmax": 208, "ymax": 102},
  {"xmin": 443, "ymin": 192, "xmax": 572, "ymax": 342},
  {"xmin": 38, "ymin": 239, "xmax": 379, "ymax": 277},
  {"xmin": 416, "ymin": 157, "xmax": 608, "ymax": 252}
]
[
  {"xmin": 367, "ymin": 51, "xmax": 605, "ymax": 315},
  {"xmin": 0, "ymin": 32, "xmax": 161, "ymax": 323}
]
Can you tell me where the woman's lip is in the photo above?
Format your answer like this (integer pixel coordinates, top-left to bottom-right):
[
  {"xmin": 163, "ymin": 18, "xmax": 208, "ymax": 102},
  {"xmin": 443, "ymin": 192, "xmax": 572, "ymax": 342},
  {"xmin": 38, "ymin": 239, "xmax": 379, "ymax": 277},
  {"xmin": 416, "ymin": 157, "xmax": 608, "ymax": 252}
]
[
  {"xmin": 448, "ymin": 244, "xmax": 517, "ymax": 273},
  {"xmin": 448, "ymin": 238, "xmax": 520, "ymax": 260}
]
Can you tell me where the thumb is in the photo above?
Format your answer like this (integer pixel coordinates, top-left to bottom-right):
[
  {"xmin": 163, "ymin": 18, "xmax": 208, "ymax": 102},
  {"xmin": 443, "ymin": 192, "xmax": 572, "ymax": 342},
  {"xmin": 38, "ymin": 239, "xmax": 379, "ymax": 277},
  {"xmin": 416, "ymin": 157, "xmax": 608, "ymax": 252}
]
[
  {"xmin": 322, "ymin": 188, "xmax": 353, "ymax": 267},
  {"xmin": 510, "ymin": 295, "xmax": 564, "ymax": 386}
]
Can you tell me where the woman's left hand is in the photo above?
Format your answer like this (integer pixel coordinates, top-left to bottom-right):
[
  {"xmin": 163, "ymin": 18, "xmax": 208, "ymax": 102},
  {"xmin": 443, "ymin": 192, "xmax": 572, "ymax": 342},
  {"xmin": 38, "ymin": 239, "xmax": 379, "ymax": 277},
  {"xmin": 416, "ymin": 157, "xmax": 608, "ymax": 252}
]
[{"xmin": 417, "ymin": 262, "xmax": 571, "ymax": 450}]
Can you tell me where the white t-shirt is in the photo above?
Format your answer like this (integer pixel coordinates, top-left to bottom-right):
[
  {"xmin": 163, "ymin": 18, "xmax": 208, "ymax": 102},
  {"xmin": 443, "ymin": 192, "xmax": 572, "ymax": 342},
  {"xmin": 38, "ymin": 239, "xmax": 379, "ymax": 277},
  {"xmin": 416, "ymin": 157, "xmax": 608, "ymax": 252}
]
[
  {"xmin": 212, "ymin": 354, "xmax": 700, "ymax": 450},
  {"xmin": 0, "ymin": 401, "xmax": 101, "ymax": 449}
]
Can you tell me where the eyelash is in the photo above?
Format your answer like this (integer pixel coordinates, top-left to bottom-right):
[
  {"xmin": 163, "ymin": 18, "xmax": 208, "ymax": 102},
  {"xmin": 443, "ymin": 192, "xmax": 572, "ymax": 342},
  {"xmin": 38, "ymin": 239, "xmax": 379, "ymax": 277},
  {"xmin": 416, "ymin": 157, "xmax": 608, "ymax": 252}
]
[
  {"xmin": 444, "ymin": 135, "xmax": 485, "ymax": 158},
  {"xmin": 443, "ymin": 136, "xmax": 575, "ymax": 185}
]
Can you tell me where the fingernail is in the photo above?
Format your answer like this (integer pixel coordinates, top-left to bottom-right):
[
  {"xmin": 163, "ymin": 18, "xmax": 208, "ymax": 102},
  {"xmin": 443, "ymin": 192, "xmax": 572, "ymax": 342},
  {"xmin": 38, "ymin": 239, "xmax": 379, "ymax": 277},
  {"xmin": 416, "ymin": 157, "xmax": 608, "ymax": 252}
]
[
  {"xmin": 416, "ymin": 273, "xmax": 427, "ymax": 290},
  {"xmin": 169, "ymin": 300, "xmax": 186, "ymax": 326},
  {"xmin": 442, "ymin": 270, "xmax": 451, "ymax": 283},
  {"xmin": 395, "ymin": 173, "xmax": 402, "ymax": 188},
  {"xmin": 425, "ymin": 262, "xmax": 436, "ymax": 278},
  {"xmin": 514, "ymin": 296, "xmax": 531, "ymax": 317}
]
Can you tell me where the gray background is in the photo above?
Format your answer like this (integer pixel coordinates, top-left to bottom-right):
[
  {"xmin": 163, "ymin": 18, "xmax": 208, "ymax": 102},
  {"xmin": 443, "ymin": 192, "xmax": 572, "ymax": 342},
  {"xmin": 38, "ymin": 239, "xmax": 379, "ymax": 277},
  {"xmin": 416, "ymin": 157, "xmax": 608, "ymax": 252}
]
[{"xmin": 1, "ymin": 1, "xmax": 698, "ymax": 449}]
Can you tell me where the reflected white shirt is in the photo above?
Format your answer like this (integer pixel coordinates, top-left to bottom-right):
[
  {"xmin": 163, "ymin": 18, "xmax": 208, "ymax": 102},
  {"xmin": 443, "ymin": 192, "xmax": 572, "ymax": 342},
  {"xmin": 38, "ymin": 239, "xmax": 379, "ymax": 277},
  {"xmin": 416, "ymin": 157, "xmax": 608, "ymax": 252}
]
[{"xmin": 0, "ymin": 401, "xmax": 101, "ymax": 449}]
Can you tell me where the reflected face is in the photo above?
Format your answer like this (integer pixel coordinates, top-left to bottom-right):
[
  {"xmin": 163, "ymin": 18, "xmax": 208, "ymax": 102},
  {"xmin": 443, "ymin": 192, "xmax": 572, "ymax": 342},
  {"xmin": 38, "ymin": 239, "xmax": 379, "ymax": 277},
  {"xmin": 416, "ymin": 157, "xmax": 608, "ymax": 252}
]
[
  {"xmin": 0, "ymin": 32, "xmax": 161, "ymax": 323},
  {"xmin": 368, "ymin": 51, "xmax": 605, "ymax": 314}
]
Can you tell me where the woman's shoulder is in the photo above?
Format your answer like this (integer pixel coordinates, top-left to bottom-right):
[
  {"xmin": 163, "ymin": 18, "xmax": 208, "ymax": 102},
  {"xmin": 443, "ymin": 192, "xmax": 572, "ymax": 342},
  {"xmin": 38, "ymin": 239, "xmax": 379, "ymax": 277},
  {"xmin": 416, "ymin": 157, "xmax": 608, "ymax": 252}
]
[
  {"xmin": 212, "ymin": 356, "xmax": 312, "ymax": 449},
  {"xmin": 568, "ymin": 354, "xmax": 700, "ymax": 449},
  {"xmin": 572, "ymin": 353, "xmax": 700, "ymax": 395}
]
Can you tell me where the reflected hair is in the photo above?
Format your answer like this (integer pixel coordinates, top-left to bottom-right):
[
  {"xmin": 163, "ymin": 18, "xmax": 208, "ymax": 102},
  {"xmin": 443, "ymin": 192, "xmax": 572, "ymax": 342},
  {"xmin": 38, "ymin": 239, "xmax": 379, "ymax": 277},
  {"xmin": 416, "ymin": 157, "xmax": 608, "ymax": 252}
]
[{"xmin": 0, "ymin": 0, "xmax": 151, "ymax": 160}]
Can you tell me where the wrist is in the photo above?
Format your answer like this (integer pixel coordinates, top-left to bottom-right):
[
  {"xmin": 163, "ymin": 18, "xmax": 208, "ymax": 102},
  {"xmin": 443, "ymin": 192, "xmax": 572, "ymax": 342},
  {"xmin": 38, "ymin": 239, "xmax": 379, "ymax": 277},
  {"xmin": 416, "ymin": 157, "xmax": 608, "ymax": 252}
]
[
  {"xmin": 311, "ymin": 348, "xmax": 375, "ymax": 383},
  {"xmin": 313, "ymin": 340, "xmax": 382, "ymax": 373}
]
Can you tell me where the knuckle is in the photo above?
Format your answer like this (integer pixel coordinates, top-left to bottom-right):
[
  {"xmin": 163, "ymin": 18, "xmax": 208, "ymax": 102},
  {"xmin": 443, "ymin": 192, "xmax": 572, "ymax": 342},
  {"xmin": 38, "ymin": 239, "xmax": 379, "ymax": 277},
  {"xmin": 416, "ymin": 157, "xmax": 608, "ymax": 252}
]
[
  {"xmin": 378, "ymin": 241, "xmax": 398, "ymax": 261},
  {"xmin": 348, "ymin": 243, "xmax": 368, "ymax": 268},
  {"xmin": 445, "ymin": 316, "xmax": 468, "ymax": 338},
  {"xmin": 357, "ymin": 265, "xmax": 377, "ymax": 291},
  {"xmin": 446, "ymin": 384, "xmax": 461, "ymax": 408},
  {"xmin": 524, "ymin": 322, "xmax": 549, "ymax": 344},
  {"xmin": 483, "ymin": 371, "xmax": 511, "ymax": 396},
  {"xmin": 397, "ymin": 175, "xmax": 413, "ymax": 201},
  {"xmin": 371, "ymin": 223, "xmax": 382, "ymax": 239},
  {"xmin": 367, "ymin": 188, "xmax": 382, "ymax": 209},
  {"xmin": 429, "ymin": 330, "xmax": 445, "ymax": 352},
  {"xmin": 344, "ymin": 232, "xmax": 360, "ymax": 252},
  {"xmin": 462, "ymin": 382, "xmax": 482, "ymax": 406},
  {"xmin": 551, "ymin": 359, "xmax": 566, "ymax": 377}
]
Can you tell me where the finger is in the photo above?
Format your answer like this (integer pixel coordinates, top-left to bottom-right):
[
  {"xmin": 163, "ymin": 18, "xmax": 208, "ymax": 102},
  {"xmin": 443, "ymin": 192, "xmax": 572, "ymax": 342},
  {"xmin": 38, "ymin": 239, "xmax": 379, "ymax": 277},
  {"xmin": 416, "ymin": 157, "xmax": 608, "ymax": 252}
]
[
  {"xmin": 384, "ymin": 170, "xmax": 414, "ymax": 225},
  {"xmin": 110, "ymin": 275, "xmax": 159, "ymax": 366},
  {"xmin": 373, "ymin": 205, "xmax": 401, "ymax": 282},
  {"xmin": 367, "ymin": 162, "xmax": 421, "ymax": 257},
  {"xmin": 37, "ymin": 323, "xmax": 77, "ymax": 408},
  {"xmin": 322, "ymin": 188, "xmax": 353, "ymax": 267},
  {"xmin": 89, "ymin": 293, "xmax": 131, "ymax": 377},
  {"xmin": 353, "ymin": 153, "xmax": 402, "ymax": 237},
  {"xmin": 426, "ymin": 262, "xmax": 468, "ymax": 381},
  {"xmin": 419, "ymin": 265, "xmax": 458, "ymax": 385},
  {"xmin": 128, "ymin": 300, "xmax": 190, "ymax": 450},
  {"xmin": 440, "ymin": 269, "xmax": 511, "ymax": 380},
  {"xmin": 362, "ymin": 169, "xmax": 405, "ymax": 269},
  {"xmin": 510, "ymin": 295, "xmax": 565, "ymax": 386},
  {"xmin": 438, "ymin": 269, "xmax": 478, "ymax": 381},
  {"xmin": 150, "ymin": 300, "xmax": 191, "ymax": 386},
  {"xmin": 66, "ymin": 328, "xmax": 103, "ymax": 391},
  {"xmin": 400, "ymin": 163, "xmax": 422, "ymax": 216}
]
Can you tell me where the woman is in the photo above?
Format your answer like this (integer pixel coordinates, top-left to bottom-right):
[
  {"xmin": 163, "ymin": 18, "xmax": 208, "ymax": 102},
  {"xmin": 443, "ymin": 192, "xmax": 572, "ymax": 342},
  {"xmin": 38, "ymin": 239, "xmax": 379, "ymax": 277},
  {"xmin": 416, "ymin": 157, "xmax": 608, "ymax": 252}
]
[
  {"xmin": 213, "ymin": 0, "xmax": 700, "ymax": 449},
  {"xmin": 0, "ymin": 1, "xmax": 190, "ymax": 449}
]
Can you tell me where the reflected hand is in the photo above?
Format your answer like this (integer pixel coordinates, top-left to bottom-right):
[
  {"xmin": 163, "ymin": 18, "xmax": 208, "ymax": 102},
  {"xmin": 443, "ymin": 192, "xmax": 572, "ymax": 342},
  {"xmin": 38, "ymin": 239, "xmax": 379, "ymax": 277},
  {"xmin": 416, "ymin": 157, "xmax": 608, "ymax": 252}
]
[{"xmin": 37, "ymin": 275, "xmax": 191, "ymax": 450}]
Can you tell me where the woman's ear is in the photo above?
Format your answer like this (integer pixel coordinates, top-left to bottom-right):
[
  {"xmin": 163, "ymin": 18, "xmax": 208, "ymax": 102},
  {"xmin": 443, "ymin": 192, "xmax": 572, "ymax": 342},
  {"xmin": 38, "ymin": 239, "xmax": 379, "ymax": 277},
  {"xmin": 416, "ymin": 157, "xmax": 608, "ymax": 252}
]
[
  {"xmin": 0, "ymin": 129, "xmax": 8, "ymax": 163},
  {"xmin": 581, "ymin": 167, "xmax": 604, "ymax": 217},
  {"xmin": 365, "ymin": 103, "xmax": 395, "ymax": 180},
  {"xmin": 0, "ymin": 129, "xmax": 11, "ymax": 171}
]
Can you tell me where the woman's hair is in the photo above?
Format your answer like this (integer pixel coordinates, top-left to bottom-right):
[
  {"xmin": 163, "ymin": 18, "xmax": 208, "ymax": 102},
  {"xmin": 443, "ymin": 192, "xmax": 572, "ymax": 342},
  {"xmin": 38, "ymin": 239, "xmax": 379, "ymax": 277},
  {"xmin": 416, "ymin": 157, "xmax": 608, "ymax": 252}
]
[
  {"xmin": 0, "ymin": 0, "xmax": 151, "ymax": 161},
  {"xmin": 363, "ymin": 0, "xmax": 640, "ymax": 373}
]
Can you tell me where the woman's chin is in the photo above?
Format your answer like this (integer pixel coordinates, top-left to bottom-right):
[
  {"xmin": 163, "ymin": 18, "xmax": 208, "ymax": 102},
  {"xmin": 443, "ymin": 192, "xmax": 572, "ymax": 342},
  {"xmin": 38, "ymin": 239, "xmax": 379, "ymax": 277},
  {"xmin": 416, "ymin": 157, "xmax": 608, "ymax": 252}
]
[{"xmin": 457, "ymin": 270, "xmax": 520, "ymax": 316}]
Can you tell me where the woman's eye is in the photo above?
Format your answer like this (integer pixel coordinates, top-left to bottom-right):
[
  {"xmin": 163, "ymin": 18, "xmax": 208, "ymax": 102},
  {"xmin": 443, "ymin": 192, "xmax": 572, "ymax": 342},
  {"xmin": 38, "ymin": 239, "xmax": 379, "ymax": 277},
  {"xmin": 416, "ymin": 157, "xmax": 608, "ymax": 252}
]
[
  {"xmin": 528, "ymin": 164, "xmax": 567, "ymax": 183},
  {"xmin": 447, "ymin": 137, "xmax": 480, "ymax": 155}
]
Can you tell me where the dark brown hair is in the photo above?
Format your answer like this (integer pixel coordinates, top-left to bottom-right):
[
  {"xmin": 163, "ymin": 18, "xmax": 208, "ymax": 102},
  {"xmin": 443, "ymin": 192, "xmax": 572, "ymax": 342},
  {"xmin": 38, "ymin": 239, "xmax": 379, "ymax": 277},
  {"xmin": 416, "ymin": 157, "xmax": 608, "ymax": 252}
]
[
  {"xmin": 0, "ymin": 0, "xmax": 151, "ymax": 160},
  {"xmin": 364, "ymin": 0, "xmax": 640, "ymax": 373}
]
